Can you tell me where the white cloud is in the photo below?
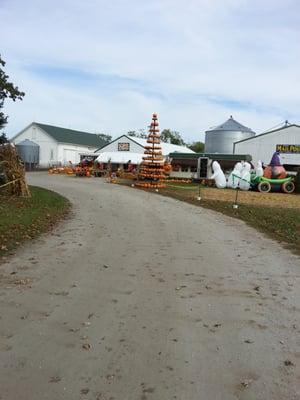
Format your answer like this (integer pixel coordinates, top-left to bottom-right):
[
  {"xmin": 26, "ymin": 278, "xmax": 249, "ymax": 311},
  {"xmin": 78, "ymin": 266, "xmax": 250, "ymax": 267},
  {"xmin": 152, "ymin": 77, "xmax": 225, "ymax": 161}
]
[{"xmin": 1, "ymin": 0, "xmax": 300, "ymax": 142}]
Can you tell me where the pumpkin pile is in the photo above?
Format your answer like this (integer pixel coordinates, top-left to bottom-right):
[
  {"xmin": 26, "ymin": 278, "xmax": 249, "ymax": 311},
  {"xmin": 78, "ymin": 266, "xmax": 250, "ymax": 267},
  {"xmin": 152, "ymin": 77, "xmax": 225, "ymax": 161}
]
[
  {"xmin": 136, "ymin": 113, "xmax": 166, "ymax": 189},
  {"xmin": 48, "ymin": 162, "xmax": 75, "ymax": 175}
]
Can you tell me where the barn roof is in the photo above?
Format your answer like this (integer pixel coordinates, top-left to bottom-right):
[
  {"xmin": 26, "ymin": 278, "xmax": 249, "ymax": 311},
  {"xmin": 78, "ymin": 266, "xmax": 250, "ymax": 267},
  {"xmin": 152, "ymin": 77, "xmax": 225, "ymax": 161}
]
[
  {"xmin": 206, "ymin": 116, "xmax": 255, "ymax": 133},
  {"xmin": 169, "ymin": 152, "xmax": 252, "ymax": 161},
  {"xmin": 35, "ymin": 123, "xmax": 107, "ymax": 147},
  {"xmin": 234, "ymin": 123, "xmax": 300, "ymax": 145}
]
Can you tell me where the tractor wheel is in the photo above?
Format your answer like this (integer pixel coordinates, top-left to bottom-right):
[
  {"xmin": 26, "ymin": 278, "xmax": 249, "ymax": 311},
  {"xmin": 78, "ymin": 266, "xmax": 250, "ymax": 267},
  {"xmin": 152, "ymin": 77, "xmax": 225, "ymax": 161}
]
[
  {"xmin": 282, "ymin": 181, "xmax": 295, "ymax": 194},
  {"xmin": 257, "ymin": 181, "xmax": 271, "ymax": 193}
]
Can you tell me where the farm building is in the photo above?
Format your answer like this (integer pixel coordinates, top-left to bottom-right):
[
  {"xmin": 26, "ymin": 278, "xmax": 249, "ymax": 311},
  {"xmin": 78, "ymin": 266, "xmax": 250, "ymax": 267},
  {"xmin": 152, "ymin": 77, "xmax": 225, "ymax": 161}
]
[
  {"xmin": 169, "ymin": 152, "xmax": 252, "ymax": 180},
  {"xmin": 234, "ymin": 123, "xmax": 300, "ymax": 171},
  {"xmin": 94, "ymin": 135, "xmax": 194, "ymax": 169},
  {"xmin": 11, "ymin": 122, "xmax": 108, "ymax": 167},
  {"xmin": 205, "ymin": 116, "xmax": 255, "ymax": 153}
]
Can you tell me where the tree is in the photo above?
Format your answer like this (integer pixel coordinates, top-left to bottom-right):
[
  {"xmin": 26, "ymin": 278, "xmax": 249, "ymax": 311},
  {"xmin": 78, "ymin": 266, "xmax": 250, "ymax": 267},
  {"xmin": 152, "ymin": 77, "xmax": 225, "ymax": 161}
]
[
  {"xmin": 0, "ymin": 131, "xmax": 8, "ymax": 145},
  {"xmin": 0, "ymin": 55, "xmax": 25, "ymax": 141},
  {"xmin": 97, "ymin": 133, "xmax": 112, "ymax": 143},
  {"xmin": 160, "ymin": 129, "xmax": 185, "ymax": 146},
  {"xmin": 127, "ymin": 129, "xmax": 147, "ymax": 139},
  {"xmin": 188, "ymin": 141, "xmax": 205, "ymax": 153},
  {"xmin": 127, "ymin": 130, "xmax": 137, "ymax": 137}
]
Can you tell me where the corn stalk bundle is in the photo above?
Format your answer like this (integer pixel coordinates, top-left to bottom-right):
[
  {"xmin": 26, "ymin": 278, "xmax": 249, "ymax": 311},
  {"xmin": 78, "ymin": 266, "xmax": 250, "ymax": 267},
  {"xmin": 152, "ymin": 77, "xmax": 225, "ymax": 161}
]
[{"xmin": 0, "ymin": 143, "xmax": 30, "ymax": 197}]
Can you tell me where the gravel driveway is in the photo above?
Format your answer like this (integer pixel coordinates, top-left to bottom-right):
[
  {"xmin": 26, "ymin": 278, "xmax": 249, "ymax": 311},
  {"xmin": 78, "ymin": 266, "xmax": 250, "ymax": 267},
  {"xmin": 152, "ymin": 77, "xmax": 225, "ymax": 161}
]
[{"xmin": 0, "ymin": 172, "xmax": 299, "ymax": 400}]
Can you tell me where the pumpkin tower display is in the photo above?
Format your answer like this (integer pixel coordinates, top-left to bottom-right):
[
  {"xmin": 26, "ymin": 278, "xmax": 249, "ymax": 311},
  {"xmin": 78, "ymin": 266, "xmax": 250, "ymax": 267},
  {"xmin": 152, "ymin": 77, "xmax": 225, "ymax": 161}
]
[{"xmin": 136, "ymin": 113, "xmax": 166, "ymax": 189}]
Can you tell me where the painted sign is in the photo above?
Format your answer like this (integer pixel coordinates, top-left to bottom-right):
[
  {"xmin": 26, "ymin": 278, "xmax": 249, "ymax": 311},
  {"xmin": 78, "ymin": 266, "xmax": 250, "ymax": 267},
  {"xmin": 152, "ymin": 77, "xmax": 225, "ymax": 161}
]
[
  {"xmin": 276, "ymin": 144, "xmax": 300, "ymax": 154},
  {"xmin": 118, "ymin": 142, "xmax": 130, "ymax": 151}
]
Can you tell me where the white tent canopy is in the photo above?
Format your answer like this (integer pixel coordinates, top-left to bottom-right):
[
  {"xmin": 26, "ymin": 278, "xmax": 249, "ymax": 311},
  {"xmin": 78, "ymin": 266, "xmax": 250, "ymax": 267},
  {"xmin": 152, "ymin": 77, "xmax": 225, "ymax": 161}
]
[{"xmin": 95, "ymin": 152, "xmax": 143, "ymax": 164}]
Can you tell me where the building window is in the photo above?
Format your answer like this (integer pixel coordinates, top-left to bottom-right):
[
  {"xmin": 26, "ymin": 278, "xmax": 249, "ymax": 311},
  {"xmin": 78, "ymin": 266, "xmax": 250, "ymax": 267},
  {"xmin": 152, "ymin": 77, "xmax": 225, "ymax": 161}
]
[
  {"xmin": 190, "ymin": 166, "xmax": 197, "ymax": 172},
  {"xmin": 50, "ymin": 149, "xmax": 54, "ymax": 160}
]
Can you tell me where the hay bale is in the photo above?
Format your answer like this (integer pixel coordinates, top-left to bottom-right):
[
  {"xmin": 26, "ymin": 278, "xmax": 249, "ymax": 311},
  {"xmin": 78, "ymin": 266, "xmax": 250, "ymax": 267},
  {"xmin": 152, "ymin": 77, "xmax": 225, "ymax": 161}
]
[{"xmin": 0, "ymin": 143, "xmax": 30, "ymax": 197}]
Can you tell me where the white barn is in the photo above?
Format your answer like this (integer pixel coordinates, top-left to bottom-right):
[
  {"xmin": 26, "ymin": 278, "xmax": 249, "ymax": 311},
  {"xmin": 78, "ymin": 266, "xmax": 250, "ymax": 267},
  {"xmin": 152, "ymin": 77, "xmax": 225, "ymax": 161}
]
[
  {"xmin": 234, "ymin": 124, "xmax": 300, "ymax": 169},
  {"xmin": 95, "ymin": 134, "xmax": 194, "ymax": 165},
  {"xmin": 11, "ymin": 122, "xmax": 108, "ymax": 167}
]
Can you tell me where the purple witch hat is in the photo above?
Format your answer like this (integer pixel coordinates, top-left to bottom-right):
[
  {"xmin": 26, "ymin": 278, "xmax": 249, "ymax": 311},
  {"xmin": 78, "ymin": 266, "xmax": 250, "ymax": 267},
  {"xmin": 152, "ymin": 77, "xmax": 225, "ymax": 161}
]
[{"xmin": 269, "ymin": 151, "xmax": 281, "ymax": 166}]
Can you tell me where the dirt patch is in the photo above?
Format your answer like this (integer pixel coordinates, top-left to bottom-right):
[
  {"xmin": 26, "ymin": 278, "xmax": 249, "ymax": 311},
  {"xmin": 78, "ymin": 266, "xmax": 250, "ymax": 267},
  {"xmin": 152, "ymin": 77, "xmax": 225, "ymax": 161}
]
[{"xmin": 199, "ymin": 186, "xmax": 300, "ymax": 209}]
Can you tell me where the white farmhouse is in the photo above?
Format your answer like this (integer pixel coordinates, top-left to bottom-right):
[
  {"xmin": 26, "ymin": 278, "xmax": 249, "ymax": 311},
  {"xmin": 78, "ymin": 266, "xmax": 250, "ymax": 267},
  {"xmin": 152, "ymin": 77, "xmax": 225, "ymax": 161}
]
[
  {"xmin": 11, "ymin": 122, "xmax": 107, "ymax": 167},
  {"xmin": 234, "ymin": 123, "xmax": 300, "ymax": 170}
]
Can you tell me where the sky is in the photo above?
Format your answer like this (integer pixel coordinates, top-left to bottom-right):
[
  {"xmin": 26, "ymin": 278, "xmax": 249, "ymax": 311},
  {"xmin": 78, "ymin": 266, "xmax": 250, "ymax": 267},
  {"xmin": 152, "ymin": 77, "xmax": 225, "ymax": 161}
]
[{"xmin": 1, "ymin": 0, "xmax": 300, "ymax": 142}]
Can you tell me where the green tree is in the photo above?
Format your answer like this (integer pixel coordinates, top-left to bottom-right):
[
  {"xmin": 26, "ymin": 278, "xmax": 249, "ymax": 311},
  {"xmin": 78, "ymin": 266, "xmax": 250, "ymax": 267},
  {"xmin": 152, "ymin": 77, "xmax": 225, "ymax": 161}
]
[
  {"xmin": 160, "ymin": 129, "xmax": 185, "ymax": 146},
  {"xmin": 127, "ymin": 130, "xmax": 137, "ymax": 137},
  {"xmin": 0, "ymin": 55, "xmax": 25, "ymax": 143},
  {"xmin": 97, "ymin": 133, "xmax": 112, "ymax": 143},
  {"xmin": 127, "ymin": 129, "xmax": 147, "ymax": 139},
  {"xmin": 188, "ymin": 141, "xmax": 205, "ymax": 153},
  {"xmin": 0, "ymin": 131, "xmax": 8, "ymax": 144}
]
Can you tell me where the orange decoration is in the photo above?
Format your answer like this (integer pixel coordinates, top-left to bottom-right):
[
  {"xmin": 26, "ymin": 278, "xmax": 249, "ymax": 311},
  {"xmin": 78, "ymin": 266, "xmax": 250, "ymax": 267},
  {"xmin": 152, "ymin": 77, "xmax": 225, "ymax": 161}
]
[
  {"xmin": 136, "ymin": 113, "xmax": 166, "ymax": 189},
  {"xmin": 263, "ymin": 165, "xmax": 287, "ymax": 179}
]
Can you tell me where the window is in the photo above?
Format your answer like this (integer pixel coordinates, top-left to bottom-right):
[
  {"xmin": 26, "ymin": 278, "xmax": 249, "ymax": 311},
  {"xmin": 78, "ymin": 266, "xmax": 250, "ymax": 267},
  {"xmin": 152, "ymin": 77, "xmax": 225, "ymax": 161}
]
[
  {"xmin": 50, "ymin": 149, "xmax": 54, "ymax": 160},
  {"xmin": 181, "ymin": 166, "xmax": 189, "ymax": 172}
]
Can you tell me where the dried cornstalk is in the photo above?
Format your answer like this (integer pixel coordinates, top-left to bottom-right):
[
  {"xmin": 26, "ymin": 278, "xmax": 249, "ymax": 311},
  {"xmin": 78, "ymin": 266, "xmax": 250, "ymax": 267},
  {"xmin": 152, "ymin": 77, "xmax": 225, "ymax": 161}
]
[{"xmin": 0, "ymin": 144, "xmax": 30, "ymax": 197}]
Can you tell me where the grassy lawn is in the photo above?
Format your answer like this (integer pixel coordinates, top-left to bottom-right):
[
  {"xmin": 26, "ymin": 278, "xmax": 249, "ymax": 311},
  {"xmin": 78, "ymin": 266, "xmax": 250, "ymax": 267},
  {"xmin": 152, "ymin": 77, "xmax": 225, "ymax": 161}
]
[
  {"xmin": 118, "ymin": 179, "xmax": 300, "ymax": 255},
  {"xmin": 0, "ymin": 186, "xmax": 71, "ymax": 259}
]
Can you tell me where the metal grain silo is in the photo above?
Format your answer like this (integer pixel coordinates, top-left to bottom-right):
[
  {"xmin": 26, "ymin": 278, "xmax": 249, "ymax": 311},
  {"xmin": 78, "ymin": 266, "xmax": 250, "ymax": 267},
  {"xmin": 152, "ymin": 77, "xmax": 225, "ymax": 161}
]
[
  {"xmin": 15, "ymin": 139, "xmax": 40, "ymax": 169},
  {"xmin": 205, "ymin": 116, "xmax": 255, "ymax": 154}
]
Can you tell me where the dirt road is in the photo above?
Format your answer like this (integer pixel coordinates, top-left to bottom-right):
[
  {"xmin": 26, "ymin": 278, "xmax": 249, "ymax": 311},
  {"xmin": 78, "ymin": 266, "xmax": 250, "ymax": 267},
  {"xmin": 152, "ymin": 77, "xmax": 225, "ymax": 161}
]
[{"xmin": 0, "ymin": 173, "xmax": 299, "ymax": 400}]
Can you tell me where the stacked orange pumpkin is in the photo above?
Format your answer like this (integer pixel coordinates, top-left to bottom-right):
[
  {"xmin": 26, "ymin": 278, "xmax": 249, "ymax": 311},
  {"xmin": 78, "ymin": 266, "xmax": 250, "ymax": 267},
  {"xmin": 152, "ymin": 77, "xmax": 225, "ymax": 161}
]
[{"xmin": 136, "ymin": 113, "xmax": 166, "ymax": 189}]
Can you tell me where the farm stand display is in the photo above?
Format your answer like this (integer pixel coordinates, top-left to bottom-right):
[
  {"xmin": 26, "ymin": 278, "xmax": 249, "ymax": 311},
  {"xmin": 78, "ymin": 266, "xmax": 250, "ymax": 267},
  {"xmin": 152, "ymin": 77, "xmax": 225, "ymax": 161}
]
[{"xmin": 136, "ymin": 113, "xmax": 166, "ymax": 189}]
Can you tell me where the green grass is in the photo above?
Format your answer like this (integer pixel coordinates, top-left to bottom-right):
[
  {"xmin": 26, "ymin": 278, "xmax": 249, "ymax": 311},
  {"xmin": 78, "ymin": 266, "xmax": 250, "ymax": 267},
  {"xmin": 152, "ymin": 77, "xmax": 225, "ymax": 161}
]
[
  {"xmin": 118, "ymin": 179, "xmax": 300, "ymax": 255},
  {"xmin": 0, "ymin": 186, "xmax": 71, "ymax": 258},
  {"xmin": 166, "ymin": 184, "xmax": 198, "ymax": 190},
  {"xmin": 163, "ymin": 186, "xmax": 300, "ymax": 255}
]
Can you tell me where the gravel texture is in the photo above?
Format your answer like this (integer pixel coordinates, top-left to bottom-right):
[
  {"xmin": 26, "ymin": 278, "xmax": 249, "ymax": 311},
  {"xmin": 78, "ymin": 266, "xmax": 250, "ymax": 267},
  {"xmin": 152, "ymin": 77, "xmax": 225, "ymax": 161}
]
[{"xmin": 0, "ymin": 172, "xmax": 299, "ymax": 400}]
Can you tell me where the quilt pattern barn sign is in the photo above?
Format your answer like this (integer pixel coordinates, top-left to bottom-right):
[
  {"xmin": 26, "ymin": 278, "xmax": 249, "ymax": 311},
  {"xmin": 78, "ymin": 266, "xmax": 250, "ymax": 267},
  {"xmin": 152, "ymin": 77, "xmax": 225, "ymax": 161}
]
[
  {"xmin": 118, "ymin": 142, "xmax": 130, "ymax": 151},
  {"xmin": 276, "ymin": 144, "xmax": 300, "ymax": 154}
]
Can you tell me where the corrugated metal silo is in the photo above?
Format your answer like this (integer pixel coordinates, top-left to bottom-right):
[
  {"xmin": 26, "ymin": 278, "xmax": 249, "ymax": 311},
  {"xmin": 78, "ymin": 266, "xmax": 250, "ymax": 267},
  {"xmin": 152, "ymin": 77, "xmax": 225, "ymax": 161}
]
[
  {"xmin": 16, "ymin": 139, "xmax": 40, "ymax": 169},
  {"xmin": 205, "ymin": 116, "xmax": 255, "ymax": 154}
]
